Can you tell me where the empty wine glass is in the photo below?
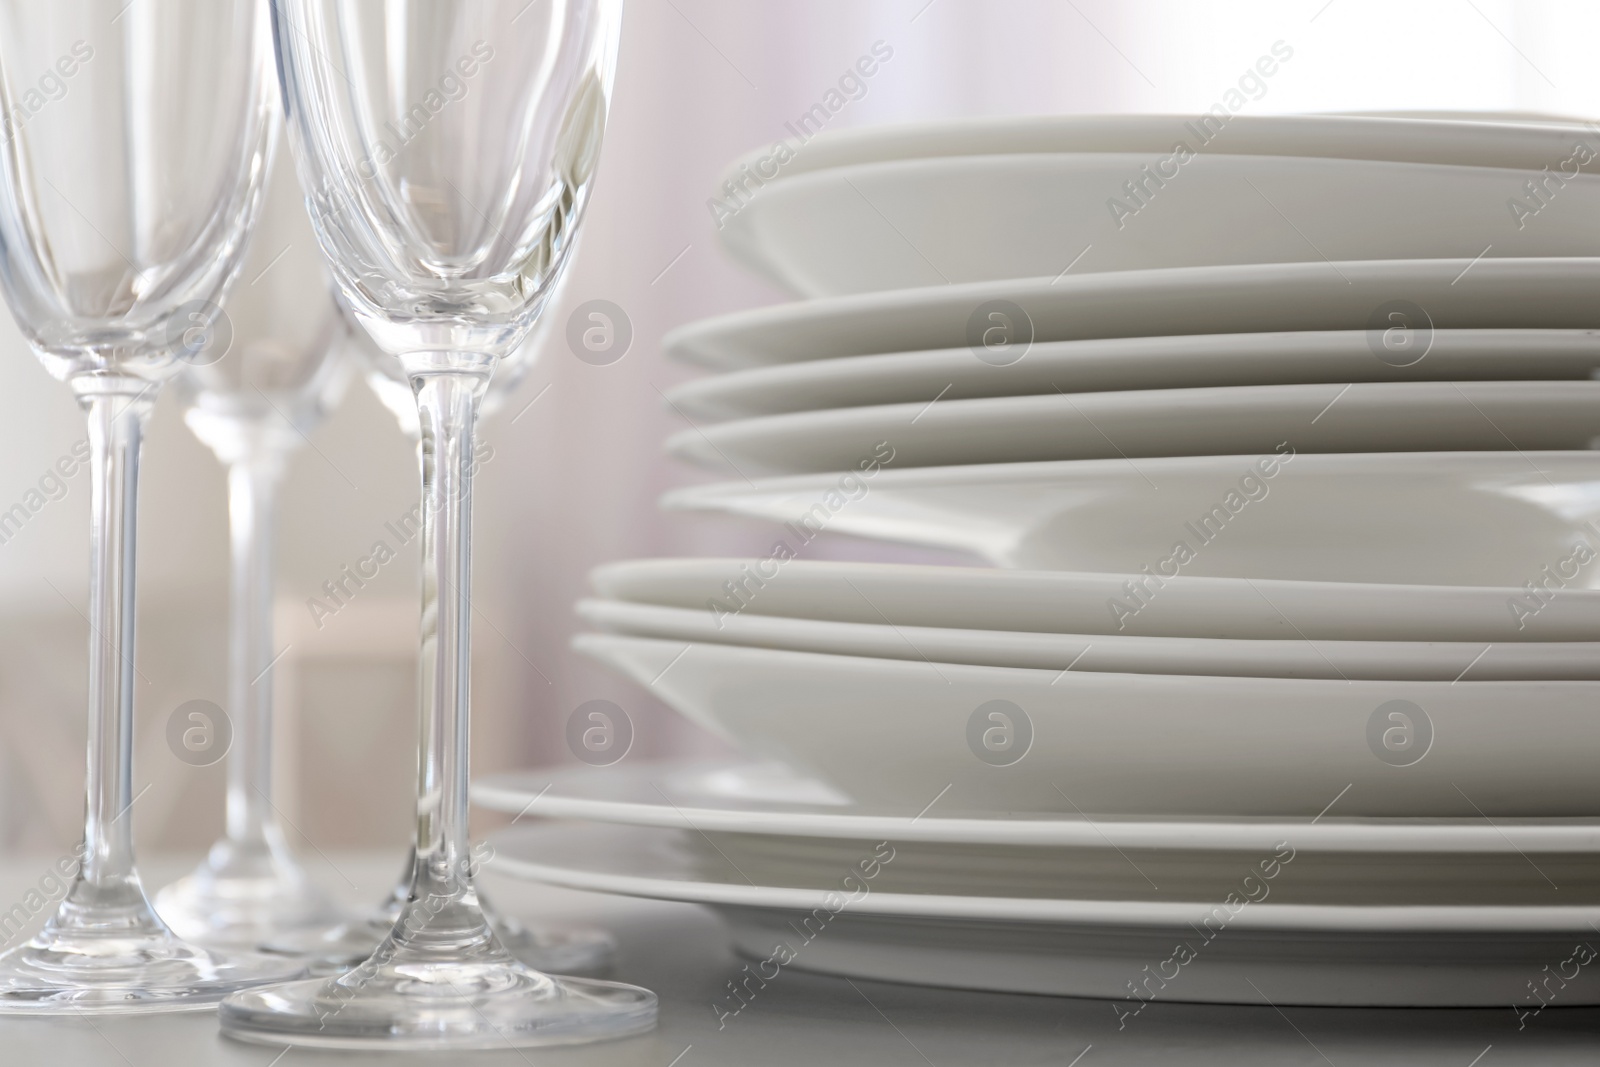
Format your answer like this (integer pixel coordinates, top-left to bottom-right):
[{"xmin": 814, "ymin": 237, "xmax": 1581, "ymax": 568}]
[
  {"xmin": 154, "ymin": 141, "xmax": 354, "ymax": 948},
  {"xmin": 222, "ymin": 0, "xmax": 655, "ymax": 1048},
  {"xmin": 264, "ymin": 307, "xmax": 617, "ymax": 978},
  {"xmin": 0, "ymin": 0, "xmax": 306, "ymax": 1011}
]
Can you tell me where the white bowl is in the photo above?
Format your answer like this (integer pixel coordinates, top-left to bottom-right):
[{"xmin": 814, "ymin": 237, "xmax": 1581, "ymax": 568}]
[
  {"xmin": 717, "ymin": 113, "xmax": 1600, "ymax": 185},
  {"xmin": 720, "ymin": 154, "xmax": 1600, "ymax": 296},
  {"xmin": 663, "ymin": 452, "xmax": 1600, "ymax": 586},
  {"xmin": 575, "ymin": 634, "xmax": 1600, "ymax": 817}
]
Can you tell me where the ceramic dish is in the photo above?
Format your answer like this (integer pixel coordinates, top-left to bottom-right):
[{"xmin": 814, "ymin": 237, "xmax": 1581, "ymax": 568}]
[
  {"xmin": 663, "ymin": 258, "xmax": 1600, "ymax": 370},
  {"xmin": 589, "ymin": 558, "xmax": 1600, "ymax": 642},
  {"xmin": 575, "ymin": 634, "xmax": 1600, "ymax": 816},
  {"xmin": 474, "ymin": 760, "xmax": 1600, "ymax": 851},
  {"xmin": 662, "ymin": 329, "xmax": 1600, "ymax": 420},
  {"xmin": 716, "ymin": 112, "xmax": 1600, "ymax": 185},
  {"xmin": 613, "ymin": 825, "xmax": 1600, "ymax": 907},
  {"xmin": 719, "ymin": 154, "xmax": 1600, "ymax": 296},
  {"xmin": 664, "ymin": 381, "xmax": 1600, "ymax": 474},
  {"xmin": 661, "ymin": 452, "xmax": 1600, "ymax": 585},
  {"xmin": 486, "ymin": 823, "xmax": 1600, "ymax": 1005},
  {"xmin": 576, "ymin": 598, "xmax": 1600, "ymax": 680}
]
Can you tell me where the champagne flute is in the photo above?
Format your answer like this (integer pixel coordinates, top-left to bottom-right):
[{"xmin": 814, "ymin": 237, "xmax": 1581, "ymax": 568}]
[
  {"xmin": 0, "ymin": 0, "xmax": 305, "ymax": 1011},
  {"xmin": 265, "ymin": 309, "xmax": 617, "ymax": 978},
  {"xmin": 154, "ymin": 142, "xmax": 354, "ymax": 947},
  {"xmin": 222, "ymin": 0, "xmax": 655, "ymax": 1047}
]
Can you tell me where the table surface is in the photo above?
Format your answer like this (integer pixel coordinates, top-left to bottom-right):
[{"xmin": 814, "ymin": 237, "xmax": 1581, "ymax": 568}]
[{"xmin": 3, "ymin": 853, "xmax": 1600, "ymax": 1066}]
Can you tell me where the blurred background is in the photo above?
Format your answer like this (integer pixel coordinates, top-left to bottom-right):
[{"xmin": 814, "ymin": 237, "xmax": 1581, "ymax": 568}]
[{"xmin": 2, "ymin": 0, "xmax": 1598, "ymax": 859}]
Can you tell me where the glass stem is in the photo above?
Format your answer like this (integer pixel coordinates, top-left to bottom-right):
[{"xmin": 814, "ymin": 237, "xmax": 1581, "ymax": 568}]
[
  {"xmin": 69, "ymin": 378, "xmax": 158, "ymax": 916},
  {"xmin": 225, "ymin": 454, "xmax": 286, "ymax": 847},
  {"xmin": 401, "ymin": 357, "xmax": 492, "ymax": 950}
]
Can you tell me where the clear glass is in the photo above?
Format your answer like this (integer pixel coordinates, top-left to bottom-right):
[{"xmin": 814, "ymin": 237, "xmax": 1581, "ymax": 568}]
[
  {"xmin": 261, "ymin": 308, "xmax": 616, "ymax": 978},
  {"xmin": 361, "ymin": 300, "xmax": 546, "ymax": 438},
  {"xmin": 0, "ymin": 0, "xmax": 305, "ymax": 1012},
  {"xmin": 222, "ymin": 0, "xmax": 655, "ymax": 1049},
  {"xmin": 154, "ymin": 141, "xmax": 355, "ymax": 948}
]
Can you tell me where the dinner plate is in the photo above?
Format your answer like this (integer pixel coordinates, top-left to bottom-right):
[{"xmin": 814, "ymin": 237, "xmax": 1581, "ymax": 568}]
[
  {"xmin": 527, "ymin": 823, "xmax": 1600, "ymax": 907},
  {"xmin": 486, "ymin": 823, "xmax": 1600, "ymax": 1005},
  {"xmin": 473, "ymin": 760, "xmax": 1600, "ymax": 851},
  {"xmin": 575, "ymin": 634, "xmax": 1600, "ymax": 816},
  {"xmin": 663, "ymin": 258, "xmax": 1600, "ymax": 370},
  {"xmin": 575, "ymin": 598, "xmax": 1600, "ymax": 680},
  {"xmin": 661, "ymin": 452, "xmax": 1600, "ymax": 585},
  {"xmin": 665, "ymin": 381, "xmax": 1600, "ymax": 474},
  {"xmin": 1339, "ymin": 109, "xmax": 1588, "ymax": 123},
  {"xmin": 718, "ymin": 113, "xmax": 1600, "ymax": 184},
  {"xmin": 589, "ymin": 558, "xmax": 1600, "ymax": 641},
  {"xmin": 663, "ymin": 329, "xmax": 1600, "ymax": 421},
  {"xmin": 719, "ymin": 154, "xmax": 1600, "ymax": 296}
]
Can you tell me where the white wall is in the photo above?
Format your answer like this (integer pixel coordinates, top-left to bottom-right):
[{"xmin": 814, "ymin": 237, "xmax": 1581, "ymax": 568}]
[{"xmin": 2, "ymin": 0, "xmax": 1597, "ymax": 852}]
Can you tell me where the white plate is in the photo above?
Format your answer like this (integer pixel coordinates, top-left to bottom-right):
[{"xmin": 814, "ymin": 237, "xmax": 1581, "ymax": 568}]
[
  {"xmin": 719, "ymin": 113, "xmax": 1600, "ymax": 185},
  {"xmin": 663, "ymin": 329, "xmax": 1600, "ymax": 421},
  {"xmin": 498, "ymin": 821, "xmax": 1597, "ymax": 908},
  {"xmin": 576, "ymin": 597, "xmax": 1600, "ymax": 680},
  {"xmin": 720, "ymin": 154, "xmax": 1600, "ymax": 297},
  {"xmin": 474, "ymin": 760, "xmax": 1600, "ymax": 851},
  {"xmin": 662, "ymin": 452, "xmax": 1600, "ymax": 586},
  {"xmin": 664, "ymin": 258, "xmax": 1600, "ymax": 370},
  {"xmin": 674, "ymin": 826, "xmax": 1600, "ymax": 904},
  {"xmin": 575, "ymin": 634, "xmax": 1600, "ymax": 816},
  {"xmin": 487, "ymin": 823, "xmax": 1600, "ymax": 1005},
  {"xmin": 711, "ymin": 906, "xmax": 1600, "ymax": 1005},
  {"xmin": 590, "ymin": 558, "xmax": 1600, "ymax": 641},
  {"xmin": 665, "ymin": 381, "xmax": 1600, "ymax": 474},
  {"xmin": 1334, "ymin": 109, "xmax": 1588, "ymax": 123}
]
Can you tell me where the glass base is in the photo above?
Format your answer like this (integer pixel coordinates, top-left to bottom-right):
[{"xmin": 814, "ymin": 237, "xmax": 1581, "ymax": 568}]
[
  {"xmin": 219, "ymin": 952, "xmax": 656, "ymax": 1049},
  {"xmin": 0, "ymin": 923, "xmax": 306, "ymax": 1015},
  {"xmin": 262, "ymin": 908, "xmax": 615, "ymax": 977},
  {"xmin": 496, "ymin": 912, "xmax": 616, "ymax": 977},
  {"xmin": 153, "ymin": 839, "xmax": 347, "ymax": 948}
]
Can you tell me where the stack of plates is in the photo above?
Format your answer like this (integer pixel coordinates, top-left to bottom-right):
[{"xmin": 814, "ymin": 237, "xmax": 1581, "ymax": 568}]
[{"xmin": 480, "ymin": 114, "xmax": 1600, "ymax": 1007}]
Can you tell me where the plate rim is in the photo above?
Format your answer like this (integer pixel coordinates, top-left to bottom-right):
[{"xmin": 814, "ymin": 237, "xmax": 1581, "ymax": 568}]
[
  {"xmin": 666, "ymin": 379, "xmax": 1600, "ymax": 473},
  {"xmin": 473, "ymin": 761, "xmax": 1600, "ymax": 853},
  {"xmin": 486, "ymin": 822, "xmax": 1600, "ymax": 931},
  {"xmin": 662, "ymin": 328, "xmax": 1600, "ymax": 420},
  {"xmin": 661, "ymin": 449, "xmax": 1600, "ymax": 506},
  {"xmin": 662, "ymin": 257, "xmax": 1600, "ymax": 369},
  {"xmin": 717, "ymin": 113, "xmax": 1600, "ymax": 186}
]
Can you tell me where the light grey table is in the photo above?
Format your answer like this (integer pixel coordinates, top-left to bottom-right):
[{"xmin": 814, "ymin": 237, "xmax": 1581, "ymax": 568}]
[{"xmin": 2, "ymin": 854, "xmax": 1598, "ymax": 1065}]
